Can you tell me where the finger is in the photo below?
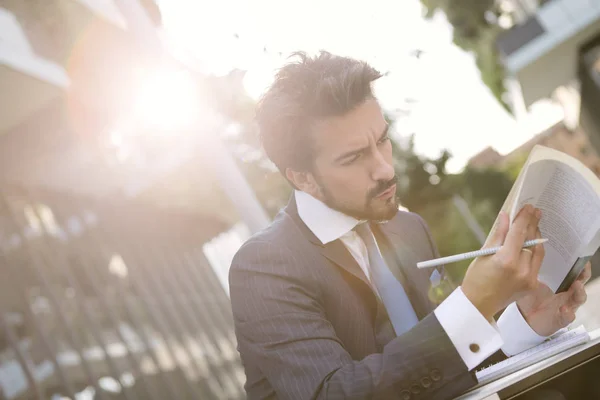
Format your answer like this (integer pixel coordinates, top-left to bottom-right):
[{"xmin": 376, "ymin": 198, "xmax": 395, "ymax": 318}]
[
  {"xmin": 518, "ymin": 247, "xmax": 534, "ymax": 268},
  {"xmin": 558, "ymin": 305, "xmax": 577, "ymax": 327},
  {"xmin": 530, "ymin": 227, "xmax": 545, "ymax": 277},
  {"xmin": 520, "ymin": 211, "xmax": 539, "ymax": 268},
  {"xmin": 568, "ymin": 280, "xmax": 587, "ymax": 307},
  {"xmin": 577, "ymin": 262, "xmax": 592, "ymax": 285},
  {"xmin": 557, "ymin": 282, "xmax": 587, "ymax": 326},
  {"xmin": 499, "ymin": 204, "xmax": 535, "ymax": 260},
  {"xmin": 551, "ymin": 291, "xmax": 572, "ymax": 311},
  {"xmin": 486, "ymin": 211, "xmax": 509, "ymax": 247},
  {"xmin": 502, "ymin": 206, "xmax": 539, "ymax": 275},
  {"xmin": 525, "ymin": 208, "xmax": 539, "ymax": 241}
]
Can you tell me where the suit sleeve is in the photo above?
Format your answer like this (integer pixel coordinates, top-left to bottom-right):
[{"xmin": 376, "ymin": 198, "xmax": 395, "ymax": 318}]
[
  {"xmin": 413, "ymin": 213, "xmax": 507, "ymax": 373},
  {"xmin": 229, "ymin": 240, "xmax": 478, "ymax": 400},
  {"xmin": 416, "ymin": 212, "xmax": 546, "ymax": 361}
]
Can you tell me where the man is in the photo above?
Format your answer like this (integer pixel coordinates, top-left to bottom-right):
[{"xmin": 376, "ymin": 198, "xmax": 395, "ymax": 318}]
[{"xmin": 229, "ymin": 51, "xmax": 591, "ymax": 399}]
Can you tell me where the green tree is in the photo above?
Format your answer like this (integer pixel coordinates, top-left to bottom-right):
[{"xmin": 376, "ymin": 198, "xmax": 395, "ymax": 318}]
[
  {"xmin": 419, "ymin": 0, "xmax": 511, "ymax": 113},
  {"xmin": 391, "ymin": 132, "xmax": 514, "ymax": 281},
  {"xmin": 392, "ymin": 135, "xmax": 453, "ymax": 210},
  {"xmin": 460, "ymin": 166, "xmax": 514, "ymax": 216},
  {"xmin": 501, "ymin": 152, "xmax": 530, "ymax": 181}
]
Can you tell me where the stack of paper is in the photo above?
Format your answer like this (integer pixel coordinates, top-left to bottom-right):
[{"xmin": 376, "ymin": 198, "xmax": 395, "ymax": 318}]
[{"xmin": 476, "ymin": 325, "xmax": 590, "ymax": 384}]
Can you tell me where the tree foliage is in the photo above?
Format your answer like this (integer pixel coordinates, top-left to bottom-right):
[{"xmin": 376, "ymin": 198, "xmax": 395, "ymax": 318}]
[
  {"xmin": 419, "ymin": 0, "xmax": 511, "ymax": 113},
  {"xmin": 391, "ymin": 129, "xmax": 514, "ymax": 281}
]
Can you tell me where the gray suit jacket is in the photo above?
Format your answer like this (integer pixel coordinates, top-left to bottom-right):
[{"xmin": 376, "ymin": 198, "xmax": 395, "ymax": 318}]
[{"xmin": 229, "ymin": 196, "xmax": 480, "ymax": 399}]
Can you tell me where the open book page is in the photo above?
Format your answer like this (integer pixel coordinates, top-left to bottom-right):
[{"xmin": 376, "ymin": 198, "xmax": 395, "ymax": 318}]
[
  {"xmin": 475, "ymin": 325, "xmax": 590, "ymax": 385},
  {"xmin": 491, "ymin": 146, "xmax": 600, "ymax": 292}
]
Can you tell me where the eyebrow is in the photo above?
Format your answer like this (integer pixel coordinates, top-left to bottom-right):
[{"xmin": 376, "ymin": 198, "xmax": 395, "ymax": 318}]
[{"xmin": 334, "ymin": 124, "xmax": 390, "ymax": 163}]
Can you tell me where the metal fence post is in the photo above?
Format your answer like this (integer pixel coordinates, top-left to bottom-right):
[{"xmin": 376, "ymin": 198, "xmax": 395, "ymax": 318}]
[{"xmin": 0, "ymin": 189, "xmax": 107, "ymax": 400}]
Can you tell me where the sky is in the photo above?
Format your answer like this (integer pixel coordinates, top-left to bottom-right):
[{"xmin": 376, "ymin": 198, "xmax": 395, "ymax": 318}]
[{"xmin": 156, "ymin": 0, "xmax": 563, "ymax": 173}]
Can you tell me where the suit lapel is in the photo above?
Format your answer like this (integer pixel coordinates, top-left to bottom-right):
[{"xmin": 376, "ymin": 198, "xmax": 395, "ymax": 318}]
[
  {"xmin": 284, "ymin": 195, "xmax": 380, "ymax": 305},
  {"xmin": 284, "ymin": 194, "xmax": 444, "ymax": 323},
  {"xmin": 321, "ymin": 239, "xmax": 370, "ymax": 288},
  {"xmin": 320, "ymin": 238, "xmax": 396, "ymax": 341}
]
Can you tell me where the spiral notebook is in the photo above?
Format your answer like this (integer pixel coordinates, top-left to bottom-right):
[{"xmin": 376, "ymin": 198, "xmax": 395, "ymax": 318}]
[{"xmin": 475, "ymin": 325, "xmax": 590, "ymax": 385}]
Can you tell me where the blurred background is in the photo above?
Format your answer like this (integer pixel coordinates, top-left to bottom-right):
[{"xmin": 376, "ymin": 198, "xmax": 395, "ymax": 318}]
[{"xmin": 1, "ymin": 0, "xmax": 600, "ymax": 398}]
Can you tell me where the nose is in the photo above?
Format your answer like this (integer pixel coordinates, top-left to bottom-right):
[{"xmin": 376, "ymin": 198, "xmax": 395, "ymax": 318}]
[{"xmin": 371, "ymin": 149, "xmax": 395, "ymax": 182}]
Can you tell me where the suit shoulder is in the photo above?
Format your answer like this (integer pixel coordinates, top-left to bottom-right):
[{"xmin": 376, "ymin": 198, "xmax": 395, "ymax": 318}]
[
  {"xmin": 392, "ymin": 209, "xmax": 429, "ymax": 228},
  {"xmin": 230, "ymin": 213, "xmax": 301, "ymax": 273},
  {"xmin": 228, "ymin": 215, "xmax": 319, "ymax": 301},
  {"xmin": 234, "ymin": 213, "xmax": 292, "ymax": 250}
]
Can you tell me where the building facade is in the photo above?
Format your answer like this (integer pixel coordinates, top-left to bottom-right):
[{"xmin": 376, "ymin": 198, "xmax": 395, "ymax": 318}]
[
  {"xmin": 468, "ymin": 121, "xmax": 600, "ymax": 174},
  {"xmin": 0, "ymin": 1, "xmax": 247, "ymax": 399},
  {"xmin": 495, "ymin": 0, "xmax": 600, "ymax": 153}
]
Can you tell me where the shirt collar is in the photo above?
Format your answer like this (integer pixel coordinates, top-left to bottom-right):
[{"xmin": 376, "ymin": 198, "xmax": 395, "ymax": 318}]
[{"xmin": 295, "ymin": 190, "xmax": 362, "ymax": 245}]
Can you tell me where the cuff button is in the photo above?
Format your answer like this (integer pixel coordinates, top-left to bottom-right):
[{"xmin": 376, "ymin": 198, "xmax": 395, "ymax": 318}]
[
  {"xmin": 410, "ymin": 384, "xmax": 421, "ymax": 394},
  {"xmin": 420, "ymin": 377, "xmax": 432, "ymax": 388},
  {"xmin": 469, "ymin": 343, "xmax": 480, "ymax": 353}
]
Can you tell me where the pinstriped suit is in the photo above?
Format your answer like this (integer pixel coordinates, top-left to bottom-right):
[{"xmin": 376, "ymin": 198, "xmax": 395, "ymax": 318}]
[{"xmin": 229, "ymin": 195, "xmax": 481, "ymax": 399}]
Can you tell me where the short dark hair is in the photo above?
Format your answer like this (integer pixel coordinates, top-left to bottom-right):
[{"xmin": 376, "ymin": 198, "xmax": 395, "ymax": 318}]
[{"xmin": 256, "ymin": 51, "xmax": 383, "ymax": 177}]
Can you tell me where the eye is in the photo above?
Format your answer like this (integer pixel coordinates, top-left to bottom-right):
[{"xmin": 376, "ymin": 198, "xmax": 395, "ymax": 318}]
[
  {"xmin": 342, "ymin": 154, "xmax": 360, "ymax": 165},
  {"xmin": 378, "ymin": 135, "xmax": 390, "ymax": 145}
]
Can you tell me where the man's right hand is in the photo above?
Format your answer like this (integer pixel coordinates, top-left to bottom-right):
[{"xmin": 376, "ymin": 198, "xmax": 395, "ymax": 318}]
[{"xmin": 462, "ymin": 204, "xmax": 545, "ymax": 321}]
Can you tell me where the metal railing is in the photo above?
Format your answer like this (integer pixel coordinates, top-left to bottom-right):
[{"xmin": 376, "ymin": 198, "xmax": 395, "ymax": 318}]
[{"xmin": 0, "ymin": 184, "xmax": 244, "ymax": 399}]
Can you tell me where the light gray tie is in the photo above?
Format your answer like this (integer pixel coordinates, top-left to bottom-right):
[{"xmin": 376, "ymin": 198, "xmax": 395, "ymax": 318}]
[{"xmin": 355, "ymin": 223, "xmax": 419, "ymax": 336}]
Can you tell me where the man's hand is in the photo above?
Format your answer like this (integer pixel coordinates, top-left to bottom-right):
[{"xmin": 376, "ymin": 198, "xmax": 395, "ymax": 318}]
[
  {"xmin": 462, "ymin": 204, "xmax": 544, "ymax": 321},
  {"xmin": 516, "ymin": 262, "xmax": 591, "ymax": 336}
]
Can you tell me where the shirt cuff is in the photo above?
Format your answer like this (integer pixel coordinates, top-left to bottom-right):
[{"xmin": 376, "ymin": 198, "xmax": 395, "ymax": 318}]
[
  {"xmin": 434, "ymin": 287, "xmax": 504, "ymax": 370},
  {"xmin": 497, "ymin": 302, "xmax": 549, "ymax": 356}
]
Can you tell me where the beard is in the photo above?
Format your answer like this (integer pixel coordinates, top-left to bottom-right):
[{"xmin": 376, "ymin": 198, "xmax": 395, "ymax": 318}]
[{"xmin": 316, "ymin": 174, "xmax": 400, "ymax": 222}]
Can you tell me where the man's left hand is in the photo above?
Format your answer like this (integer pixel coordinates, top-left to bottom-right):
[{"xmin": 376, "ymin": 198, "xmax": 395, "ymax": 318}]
[{"xmin": 517, "ymin": 262, "xmax": 592, "ymax": 337}]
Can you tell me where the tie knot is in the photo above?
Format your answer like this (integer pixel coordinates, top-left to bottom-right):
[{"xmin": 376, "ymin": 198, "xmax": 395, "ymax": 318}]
[
  {"xmin": 353, "ymin": 221, "xmax": 368, "ymax": 233},
  {"xmin": 354, "ymin": 222, "xmax": 374, "ymax": 243}
]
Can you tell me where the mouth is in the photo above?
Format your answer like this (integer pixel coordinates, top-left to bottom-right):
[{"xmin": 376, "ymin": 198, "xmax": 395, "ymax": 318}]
[{"xmin": 375, "ymin": 184, "xmax": 397, "ymax": 200}]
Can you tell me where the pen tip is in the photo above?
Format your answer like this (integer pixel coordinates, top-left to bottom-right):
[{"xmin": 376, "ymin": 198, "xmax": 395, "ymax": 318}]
[{"xmin": 539, "ymin": 238, "xmax": 549, "ymax": 243}]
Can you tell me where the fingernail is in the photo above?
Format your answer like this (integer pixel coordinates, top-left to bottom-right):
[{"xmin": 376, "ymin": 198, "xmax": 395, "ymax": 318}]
[{"xmin": 536, "ymin": 208, "xmax": 542, "ymax": 219}]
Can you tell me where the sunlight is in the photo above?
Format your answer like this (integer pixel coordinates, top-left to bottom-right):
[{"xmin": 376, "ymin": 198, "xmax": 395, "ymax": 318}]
[
  {"xmin": 242, "ymin": 54, "xmax": 282, "ymax": 100},
  {"xmin": 108, "ymin": 254, "xmax": 129, "ymax": 278},
  {"xmin": 155, "ymin": 0, "xmax": 569, "ymax": 172},
  {"xmin": 243, "ymin": 66, "xmax": 272, "ymax": 100},
  {"xmin": 132, "ymin": 66, "xmax": 200, "ymax": 132}
]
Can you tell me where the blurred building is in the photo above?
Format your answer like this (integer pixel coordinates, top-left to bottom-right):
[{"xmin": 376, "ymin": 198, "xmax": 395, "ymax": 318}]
[
  {"xmin": 468, "ymin": 121, "xmax": 600, "ymax": 174},
  {"xmin": 0, "ymin": 0, "xmax": 245, "ymax": 225},
  {"xmin": 467, "ymin": 147, "xmax": 505, "ymax": 170},
  {"xmin": 496, "ymin": 0, "xmax": 600, "ymax": 154},
  {"xmin": 0, "ymin": 1, "xmax": 247, "ymax": 399}
]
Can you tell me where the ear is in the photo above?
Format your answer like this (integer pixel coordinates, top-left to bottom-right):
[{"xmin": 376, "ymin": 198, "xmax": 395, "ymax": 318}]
[{"xmin": 286, "ymin": 168, "xmax": 322, "ymax": 199}]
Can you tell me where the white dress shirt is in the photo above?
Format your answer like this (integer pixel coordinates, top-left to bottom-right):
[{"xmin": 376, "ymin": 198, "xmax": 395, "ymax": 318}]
[{"xmin": 295, "ymin": 190, "xmax": 549, "ymax": 370}]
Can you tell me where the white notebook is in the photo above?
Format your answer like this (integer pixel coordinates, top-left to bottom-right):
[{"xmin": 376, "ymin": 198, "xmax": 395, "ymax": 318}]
[{"xmin": 475, "ymin": 325, "xmax": 590, "ymax": 384}]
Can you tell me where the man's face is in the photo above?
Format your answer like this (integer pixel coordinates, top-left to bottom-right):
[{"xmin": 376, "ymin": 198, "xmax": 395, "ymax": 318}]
[{"xmin": 307, "ymin": 98, "xmax": 398, "ymax": 221}]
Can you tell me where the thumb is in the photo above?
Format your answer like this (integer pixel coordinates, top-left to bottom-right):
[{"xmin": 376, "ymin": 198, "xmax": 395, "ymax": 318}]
[
  {"xmin": 559, "ymin": 304, "xmax": 577, "ymax": 327},
  {"xmin": 485, "ymin": 211, "xmax": 509, "ymax": 248}
]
